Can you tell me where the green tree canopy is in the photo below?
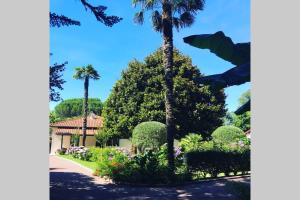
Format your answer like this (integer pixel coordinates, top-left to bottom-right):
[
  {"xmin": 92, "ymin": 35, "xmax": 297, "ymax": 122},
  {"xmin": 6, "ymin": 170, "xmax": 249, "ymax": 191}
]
[
  {"xmin": 54, "ymin": 98, "xmax": 103, "ymax": 119},
  {"xmin": 223, "ymin": 90, "xmax": 251, "ymax": 131},
  {"xmin": 239, "ymin": 89, "xmax": 250, "ymax": 106},
  {"xmin": 102, "ymin": 48, "xmax": 226, "ymax": 140}
]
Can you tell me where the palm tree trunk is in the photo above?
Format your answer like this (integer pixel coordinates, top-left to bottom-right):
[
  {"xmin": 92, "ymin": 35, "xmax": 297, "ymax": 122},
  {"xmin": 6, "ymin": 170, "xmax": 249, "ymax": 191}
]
[
  {"xmin": 162, "ymin": 0, "xmax": 175, "ymax": 177},
  {"xmin": 82, "ymin": 76, "xmax": 89, "ymax": 146}
]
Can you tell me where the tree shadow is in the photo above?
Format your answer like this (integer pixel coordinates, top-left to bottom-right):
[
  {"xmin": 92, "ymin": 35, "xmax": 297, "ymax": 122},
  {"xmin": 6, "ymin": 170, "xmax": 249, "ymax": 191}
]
[{"xmin": 50, "ymin": 171, "xmax": 247, "ymax": 200}]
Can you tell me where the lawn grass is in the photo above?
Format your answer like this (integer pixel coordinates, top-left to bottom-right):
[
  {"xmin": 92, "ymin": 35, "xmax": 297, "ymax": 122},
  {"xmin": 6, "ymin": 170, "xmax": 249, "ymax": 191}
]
[{"xmin": 59, "ymin": 154, "xmax": 98, "ymax": 171}]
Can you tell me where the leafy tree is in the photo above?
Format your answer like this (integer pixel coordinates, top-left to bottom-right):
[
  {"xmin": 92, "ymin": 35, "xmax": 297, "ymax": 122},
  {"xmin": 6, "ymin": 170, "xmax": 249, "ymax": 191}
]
[
  {"xmin": 133, "ymin": 0, "xmax": 205, "ymax": 175},
  {"xmin": 74, "ymin": 65, "xmax": 100, "ymax": 146},
  {"xmin": 49, "ymin": 61, "xmax": 67, "ymax": 102},
  {"xmin": 49, "ymin": 110, "xmax": 61, "ymax": 123},
  {"xmin": 54, "ymin": 98, "xmax": 103, "ymax": 119},
  {"xmin": 95, "ymin": 130, "xmax": 111, "ymax": 147},
  {"xmin": 50, "ymin": 0, "xmax": 122, "ymax": 28},
  {"xmin": 233, "ymin": 111, "xmax": 250, "ymax": 132},
  {"xmin": 223, "ymin": 112, "xmax": 250, "ymax": 132},
  {"xmin": 223, "ymin": 90, "xmax": 251, "ymax": 131},
  {"xmin": 239, "ymin": 89, "xmax": 250, "ymax": 106},
  {"xmin": 49, "ymin": 1, "xmax": 122, "ymax": 101},
  {"xmin": 102, "ymin": 48, "xmax": 226, "ymax": 141}
]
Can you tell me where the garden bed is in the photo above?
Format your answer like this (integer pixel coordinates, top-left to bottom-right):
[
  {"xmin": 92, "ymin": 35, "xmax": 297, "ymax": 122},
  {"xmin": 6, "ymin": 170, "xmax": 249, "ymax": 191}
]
[{"xmin": 58, "ymin": 153, "xmax": 250, "ymax": 187}]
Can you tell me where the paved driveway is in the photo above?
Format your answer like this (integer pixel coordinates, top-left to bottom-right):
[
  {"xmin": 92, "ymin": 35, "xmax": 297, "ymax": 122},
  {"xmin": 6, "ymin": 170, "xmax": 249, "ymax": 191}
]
[{"xmin": 50, "ymin": 155, "xmax": 250, "ymax": 200}]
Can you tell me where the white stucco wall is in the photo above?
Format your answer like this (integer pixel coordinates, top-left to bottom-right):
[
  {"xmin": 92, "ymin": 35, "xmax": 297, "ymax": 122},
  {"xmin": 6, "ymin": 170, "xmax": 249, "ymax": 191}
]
[{"xmin": 50, "ymin": 133, "xmax": 61, "ymax": 155}]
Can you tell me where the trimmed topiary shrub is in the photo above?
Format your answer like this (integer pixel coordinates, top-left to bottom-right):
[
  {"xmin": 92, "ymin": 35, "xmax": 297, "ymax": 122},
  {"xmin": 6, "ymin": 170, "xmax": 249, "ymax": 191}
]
[
  {"xmin": 132, "ymin": 121, "xmax": 167, "ymax": 153},
  {"xmin": 212, "ymin": 126, "xmax": 247, "ymax": 147}
]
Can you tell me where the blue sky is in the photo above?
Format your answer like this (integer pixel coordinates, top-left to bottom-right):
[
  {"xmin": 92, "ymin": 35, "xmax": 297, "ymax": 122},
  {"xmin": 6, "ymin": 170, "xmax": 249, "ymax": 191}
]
[{"xmin": 50, "ymin": 0, "xmax": 250, "ymax": 112}]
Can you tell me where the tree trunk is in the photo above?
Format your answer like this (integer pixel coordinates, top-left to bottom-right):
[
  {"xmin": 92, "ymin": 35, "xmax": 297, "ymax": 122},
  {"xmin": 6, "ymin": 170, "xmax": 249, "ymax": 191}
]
[
  {"xmin": 162, "ymin": 1, "xmax": 175, "ymax": 177},
  {"xmin": 82, "ymin": 76, "xmax": 89, "ymax": 146}
]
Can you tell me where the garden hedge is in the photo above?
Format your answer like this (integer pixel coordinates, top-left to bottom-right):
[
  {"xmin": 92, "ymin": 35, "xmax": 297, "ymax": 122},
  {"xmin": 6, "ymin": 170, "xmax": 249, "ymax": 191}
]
[{"xmin": 185, "ymin": 150, "xmax": 250, "ymax": 177}]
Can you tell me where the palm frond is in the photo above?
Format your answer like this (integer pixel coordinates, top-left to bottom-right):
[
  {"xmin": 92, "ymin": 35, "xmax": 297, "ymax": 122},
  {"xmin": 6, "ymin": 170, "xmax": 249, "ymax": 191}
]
[
  {"xmin": 133, "ymin": 0, "xmax": 159, "ymax": 10},
  {"xmin": 73, "ymin": 65, "xmax": 100, "ymax": 80},
  {"xmin": 86, "ymin": 65, "xmax": 101, "ymax": 80},
  {"xmin": 134, "ymin": 11, "xmax": 145, "ymax": 24},
  {"xmin": 179, "ymin": 11, "xmax": 195, "ymax": 27},
  {"xmin": 174, "ymin": 0, "xmax": 205, "ymax": 14},
  {"xmin": 132, "ymin": 0, "xmax": 146, "ymax": 7},
  {"xmin": 173, "ymin": 17, "xmax": 182, "ymax": 31},
  {"xmin": 152, "ymin": 10, "xmax": 163, "ymax": 32},
  {"xmin": 73, "ymin": 68, "xmax": 85, "ymax": 80},
  {"xmin": 188, "ymin": 0, "xmax": 205, "ymax": 12}
]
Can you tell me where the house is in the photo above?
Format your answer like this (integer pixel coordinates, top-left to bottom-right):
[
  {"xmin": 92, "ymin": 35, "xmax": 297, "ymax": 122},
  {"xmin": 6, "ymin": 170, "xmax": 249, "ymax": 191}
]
[{"xmin": 50, "ymin": 113, "xmax": 103, "ymax": 155}]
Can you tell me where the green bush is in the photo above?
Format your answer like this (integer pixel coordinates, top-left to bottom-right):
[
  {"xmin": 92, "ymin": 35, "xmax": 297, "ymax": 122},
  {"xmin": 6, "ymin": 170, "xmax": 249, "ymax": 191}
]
[
  {"xmin": 179, "ymin": 133, "xmax": 214, "ymax": 152},
  {"xmin": 185, "ymin": 150, "xmax": 250, "ymax": 177},
  {"xmin": 179, "ymin": 133, "xmax": 202, "ymax": 152},
  {"xmin": 95, "ymin": 130, "xmax": 111, "ymax": 147},
  {"xmin": 93, "ymin": 145, "xmax": 190, "ymax": 184},
  {"xmin": 94, "ymin": 148, "xmax": 129, "ymax": 178},
  {"xmin": 212, "ymin": 126, "xmax": 248, "ymax": 148},
  {"xmin": 70, "ymin": 133, "xmax": 80, "ymax": 146},
  {"xmin": 88, "ymin": 147, "xmax": 103, "ymax": 162},
  {"xmin": 56, "ymin": 148, "xmax": 67, "ymax": 155},
  {"xmin": 132, "ymin": 121, "xmax": 167, "ymax": 153}
]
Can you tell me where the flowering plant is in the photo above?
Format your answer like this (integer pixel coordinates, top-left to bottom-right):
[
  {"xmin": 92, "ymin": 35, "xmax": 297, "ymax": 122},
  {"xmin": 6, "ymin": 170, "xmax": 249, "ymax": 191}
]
[{"xmin": 66, "ymin": 146, "xmax": 91, "ymax": 161}]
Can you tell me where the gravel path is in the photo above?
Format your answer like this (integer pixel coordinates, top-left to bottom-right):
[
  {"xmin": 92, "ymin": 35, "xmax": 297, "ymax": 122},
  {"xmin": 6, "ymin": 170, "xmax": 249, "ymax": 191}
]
[{"xmin": 50, "ymin": 155, "xmax": 250, "ymax": 200}]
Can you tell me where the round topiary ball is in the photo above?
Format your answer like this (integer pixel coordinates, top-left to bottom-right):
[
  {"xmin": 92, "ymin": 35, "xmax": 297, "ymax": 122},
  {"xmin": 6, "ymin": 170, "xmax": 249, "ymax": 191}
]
[
  {"xmin": 132, "ymin": 121, "xmax": 167, "ymax": 153},
  {"xmin": 212, "ymin": 125, "xmax": 246, "ymax": 146}
]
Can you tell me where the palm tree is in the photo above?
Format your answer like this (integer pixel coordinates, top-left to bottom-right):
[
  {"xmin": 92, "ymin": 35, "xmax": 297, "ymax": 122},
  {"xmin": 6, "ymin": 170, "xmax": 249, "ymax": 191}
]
[
  {"xmin": 133, "ymin": 0, "xmax": 205, "ymax": 176},
  {"xmin": 73, "ymin": 65, "xmax": 100, "ymax": 146}
]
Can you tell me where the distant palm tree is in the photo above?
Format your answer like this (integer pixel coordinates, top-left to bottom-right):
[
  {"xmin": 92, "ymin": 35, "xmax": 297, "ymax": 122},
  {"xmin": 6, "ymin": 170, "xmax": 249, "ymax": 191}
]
[
  {"xmin": 133, "ymin": 0, "xmax": 205, "ymax": 176},
  {"xmin": 73, "ymin": 65, "xmax": 100, "ymax": 146}
]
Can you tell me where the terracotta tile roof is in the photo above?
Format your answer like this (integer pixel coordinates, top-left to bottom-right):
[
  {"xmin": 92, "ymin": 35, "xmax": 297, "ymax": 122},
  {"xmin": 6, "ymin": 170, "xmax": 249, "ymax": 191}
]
[
  {"xmin": 50, "ymin": 114, "xmax": 103, "ymax": 129},
  {"xmin": 52, "ymin": 128, "xmax": 98, "ymax": 136}
]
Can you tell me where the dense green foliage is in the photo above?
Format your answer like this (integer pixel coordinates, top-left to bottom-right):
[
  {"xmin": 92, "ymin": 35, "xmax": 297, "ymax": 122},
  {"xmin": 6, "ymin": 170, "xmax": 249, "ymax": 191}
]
[
  {"xmin": 91, "ymin": 147, "xmax": 188, "ymax": 184},
  {"xmin": 132, "ymin": 121, "xmax": 167, "ymax": 153},
  {"xmin": 70, "ymin": 133, "xmax": 80, "ymax": 146},
  {"xmin": 49, "ymin": 111, "xmax": 61, "ymax": 123},
  {"xmin": 223, "ymin": 90, "xmax": 251, "ymax": 131},
  {"xmin": 233, "ymin": 112, "xmax": 250, "ymax": 132},
  {"xmin": 54, "ymin": 98, "xmax": 103, "ymax": 119},
  {"xmin": 239, "ymin": 90, "xmax": 250, "ymax": 106},
  {"xmin": 102, "ymin": 48, "xmax": 226, "ymax": 139},
  {"xmin": 179, "ymin": 133, "xmax": 214, "ymax": 152},
  {"xmin": 49, "ymin": 62, "xmax": 67, "ymax": 102},
  {"xmin": 95, "ymin": 130, "xmax": 111, "ymax": 147},
  {"xmin": 224, "ymin": 112, "xmax": 250, "ymax": 132},
  {"xmin": 185, "ymin": 149, "xmax": 250, "ymax": 177},
  {"xmin": 212, "ymin": 126, "xmax": 247, "ymax": 147}
]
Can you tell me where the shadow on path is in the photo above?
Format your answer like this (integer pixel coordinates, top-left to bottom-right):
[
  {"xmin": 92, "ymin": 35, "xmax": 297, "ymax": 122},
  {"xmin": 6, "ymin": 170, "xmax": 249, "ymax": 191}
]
[{"xmin": 50, "ymin": 171, "xmax": 247, "ymax": 200}]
